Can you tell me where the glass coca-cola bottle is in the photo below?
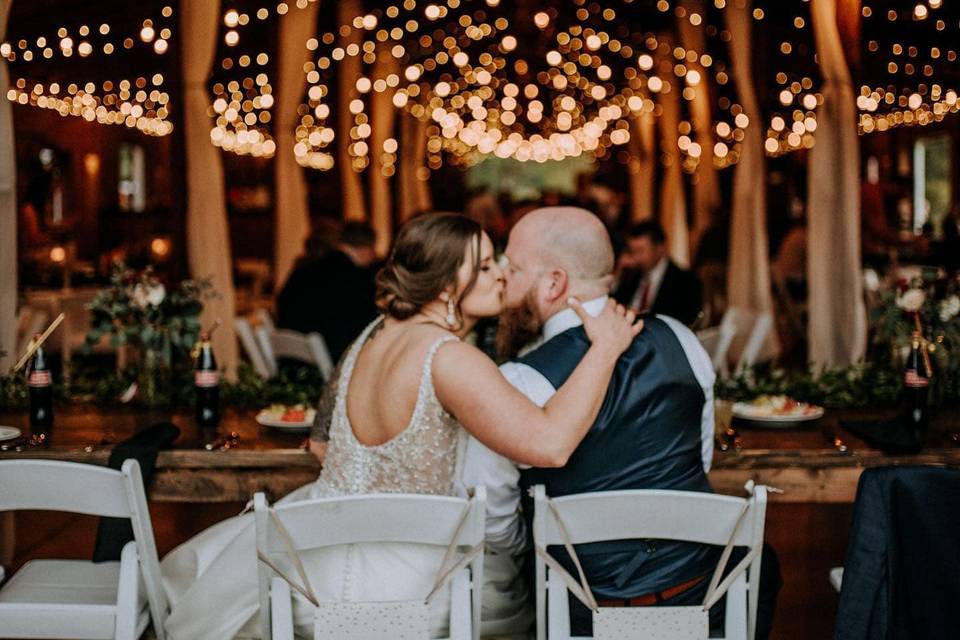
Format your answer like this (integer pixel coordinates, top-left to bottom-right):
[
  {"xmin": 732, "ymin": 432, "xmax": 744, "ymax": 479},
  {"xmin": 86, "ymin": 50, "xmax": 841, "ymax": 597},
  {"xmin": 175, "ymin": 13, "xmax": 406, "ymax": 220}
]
[
  {"xmin": 194, "ymin": 332, "xmax": 220, "ymax": 429},
  {"xmin": 26, "ymin": 335, "xmax": 54, "ymax": 439},
  {"xmin": 899, "ymin": 330, "xmax": 929, "ymax": 451}
]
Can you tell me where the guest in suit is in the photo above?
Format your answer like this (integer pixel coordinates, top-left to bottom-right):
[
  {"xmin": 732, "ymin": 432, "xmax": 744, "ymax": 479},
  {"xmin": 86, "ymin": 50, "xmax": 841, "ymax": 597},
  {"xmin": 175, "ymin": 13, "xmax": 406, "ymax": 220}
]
[
  {"xmin": 276, "ymin": 222, "xmax": 378, "ymax": 362},
  {"xmin": 614, "ymin": 221, "xmax": 703, "ymax": 326},
  {"xmin": 491, "ymin": 207, "xmax": 779, "ymax": 637}
]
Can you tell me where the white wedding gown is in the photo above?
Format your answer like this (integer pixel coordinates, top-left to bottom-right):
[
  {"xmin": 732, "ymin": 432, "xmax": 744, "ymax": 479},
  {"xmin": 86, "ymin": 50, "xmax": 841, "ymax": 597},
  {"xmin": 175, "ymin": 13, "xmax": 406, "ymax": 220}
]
[{"xmin": 162, "ymin": 321, "xmax": 473, "ymax": 639}]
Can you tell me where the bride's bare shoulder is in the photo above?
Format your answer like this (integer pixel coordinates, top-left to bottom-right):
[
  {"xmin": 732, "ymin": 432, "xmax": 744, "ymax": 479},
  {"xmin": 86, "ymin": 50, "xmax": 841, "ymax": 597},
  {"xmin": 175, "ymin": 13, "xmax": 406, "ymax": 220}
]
[{"xmin": 431, "ymin": 339, "xmax": 494, "ymax": 375}]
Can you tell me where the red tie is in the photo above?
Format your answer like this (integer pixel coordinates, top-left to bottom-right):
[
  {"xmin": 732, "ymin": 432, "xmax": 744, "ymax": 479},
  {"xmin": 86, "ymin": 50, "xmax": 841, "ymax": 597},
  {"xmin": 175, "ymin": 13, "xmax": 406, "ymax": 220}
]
[{"xmin": 632, "ymin": 279, "xmax": 651, "ymax": 312}]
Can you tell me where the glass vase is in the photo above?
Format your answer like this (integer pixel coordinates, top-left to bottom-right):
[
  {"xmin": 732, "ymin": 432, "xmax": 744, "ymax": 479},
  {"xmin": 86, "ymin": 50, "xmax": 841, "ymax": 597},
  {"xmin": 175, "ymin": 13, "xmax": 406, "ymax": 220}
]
[{"xmin": 138, "ymin": 334, "xmax": 172, "ymax": 408}]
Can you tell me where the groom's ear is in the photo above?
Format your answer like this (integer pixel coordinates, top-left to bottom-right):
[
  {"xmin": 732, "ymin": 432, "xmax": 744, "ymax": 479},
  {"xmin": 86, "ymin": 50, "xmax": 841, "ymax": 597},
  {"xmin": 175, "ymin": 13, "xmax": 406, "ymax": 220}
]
[{"xmin": 545, "ymin": 268, "xmax": 570, "ymax": 303}]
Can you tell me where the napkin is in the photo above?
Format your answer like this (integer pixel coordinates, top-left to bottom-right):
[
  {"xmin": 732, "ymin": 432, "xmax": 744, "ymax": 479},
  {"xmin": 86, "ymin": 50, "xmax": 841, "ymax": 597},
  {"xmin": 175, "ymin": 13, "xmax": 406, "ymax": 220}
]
[
  {"xmin": 92, "ymin": 422, "xmax": 180, "ymax": 562},
  {"xmin": 840, "ymin": 418, "xmax": 925, "ymax": 455}
]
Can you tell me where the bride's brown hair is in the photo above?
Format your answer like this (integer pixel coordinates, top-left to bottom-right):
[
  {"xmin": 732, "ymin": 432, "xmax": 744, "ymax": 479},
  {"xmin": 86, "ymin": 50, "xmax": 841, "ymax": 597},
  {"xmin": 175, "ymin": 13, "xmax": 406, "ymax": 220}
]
[{"xmin": 375, "ymin": 213, "xmax": 484, "ymax": 323}]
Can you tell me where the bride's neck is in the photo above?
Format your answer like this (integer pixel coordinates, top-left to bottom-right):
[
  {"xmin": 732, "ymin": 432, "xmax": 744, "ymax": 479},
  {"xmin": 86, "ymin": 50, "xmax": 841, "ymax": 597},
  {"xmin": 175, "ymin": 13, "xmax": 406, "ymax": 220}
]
[{"xmin": 410, "ymin": 302, "xmax": 477, "ymax": 338}]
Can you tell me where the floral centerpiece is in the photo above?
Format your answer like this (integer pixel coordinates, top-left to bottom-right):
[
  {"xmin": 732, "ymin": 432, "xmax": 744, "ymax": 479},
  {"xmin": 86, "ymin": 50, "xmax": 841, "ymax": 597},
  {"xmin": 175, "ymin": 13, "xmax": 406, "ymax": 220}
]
[
  {"xmin": 871, "ymin": 269, "xmax": 960, "ymax": 403},
  {"xmin": 84, "ymin": 264, "xmax": 214, "ymax": 406}
]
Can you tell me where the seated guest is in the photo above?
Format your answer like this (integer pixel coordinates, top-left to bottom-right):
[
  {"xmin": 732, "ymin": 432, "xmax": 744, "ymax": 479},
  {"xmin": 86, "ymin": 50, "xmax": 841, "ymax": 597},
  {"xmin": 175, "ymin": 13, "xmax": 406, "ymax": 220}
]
[
  {"xmin": 496, "ymin": 207, "xmax": 778, "ymax": 638},
  {"xmin": 614, "ymin": 221, "xmax": 703, "ymax": 326},
  {"xmin": 276, "ymin": 222, "xmax": 379, "ymax": 362}
]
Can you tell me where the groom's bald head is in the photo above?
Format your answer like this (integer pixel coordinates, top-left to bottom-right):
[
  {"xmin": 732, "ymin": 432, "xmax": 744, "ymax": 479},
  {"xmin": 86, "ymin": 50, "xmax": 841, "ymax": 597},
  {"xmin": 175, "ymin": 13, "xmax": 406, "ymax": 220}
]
[
  {"xmin": 510, "ymin": 207, "xmax": 615, "ymax": 281},
  {"xmin": 497, "ymin": 207, "xmax": 614, "ymax": 357}
]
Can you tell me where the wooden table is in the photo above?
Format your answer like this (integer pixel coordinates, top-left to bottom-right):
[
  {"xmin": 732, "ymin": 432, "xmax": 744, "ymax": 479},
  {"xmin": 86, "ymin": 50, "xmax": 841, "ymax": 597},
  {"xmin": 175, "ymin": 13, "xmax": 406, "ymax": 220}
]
[
  {"xmin": 6, "ymin": 405, "xmax": 953, "ymax": 639},
  {"xmin": 2, "ymin": 404, "xmax": 959, "ymax": 505}
]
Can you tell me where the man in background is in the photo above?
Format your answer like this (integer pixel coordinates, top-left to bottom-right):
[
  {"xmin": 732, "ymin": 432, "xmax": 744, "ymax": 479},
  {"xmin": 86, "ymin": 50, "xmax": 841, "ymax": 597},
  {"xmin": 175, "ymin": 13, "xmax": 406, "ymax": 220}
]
[
  {"xmin": 614, "ymin": 221, "xmax": 703, "ymax": 326},
  {"xmin": 276, "ymin": 222, "xmax": 378, "ymax": 362}
]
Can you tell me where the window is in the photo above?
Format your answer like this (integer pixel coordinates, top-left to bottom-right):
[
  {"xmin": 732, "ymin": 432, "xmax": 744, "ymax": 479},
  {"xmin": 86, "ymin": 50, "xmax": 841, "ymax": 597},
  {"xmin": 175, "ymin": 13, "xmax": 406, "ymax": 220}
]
[
  {"xmin": 913, "ymin": 134, "xmax": 952, "ymax": 236},
  {"xmin": 118, "ymin": 143, "xmax": 146, "ymax": 212}
]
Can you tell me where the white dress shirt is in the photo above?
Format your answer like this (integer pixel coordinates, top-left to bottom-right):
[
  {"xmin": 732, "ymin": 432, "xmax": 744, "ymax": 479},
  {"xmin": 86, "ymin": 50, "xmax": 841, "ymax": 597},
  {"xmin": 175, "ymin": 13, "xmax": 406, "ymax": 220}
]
[
  {"xmin": 630, "ymin": 255, "xmax": 669, "ymax": 312},
  {"xmin": 459, "ymin": 296, "xmax": 716, "ymax": 556}
]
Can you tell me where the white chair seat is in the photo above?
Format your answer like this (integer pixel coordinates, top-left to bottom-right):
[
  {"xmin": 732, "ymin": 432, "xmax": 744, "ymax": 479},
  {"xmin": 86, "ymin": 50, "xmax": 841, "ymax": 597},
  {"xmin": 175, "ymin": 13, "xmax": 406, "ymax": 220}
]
[
  {"xmin": 1, "ymin": 560, "xmax": 138, "ymax": 607},
  {"xmin": 0, "ymin": 559, "xmax": 150, "ymax": 639}
]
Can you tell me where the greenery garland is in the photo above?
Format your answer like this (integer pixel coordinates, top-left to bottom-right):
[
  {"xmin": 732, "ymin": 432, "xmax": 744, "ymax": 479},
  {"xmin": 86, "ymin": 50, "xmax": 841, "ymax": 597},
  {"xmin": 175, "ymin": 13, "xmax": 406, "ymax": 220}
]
[
  {"xmin": 0, "ymin": 362, "xmax": 325, "ymax": 412},
  {"xmin": 715, "ymin": 362, "xmax": 903, "ymax": 409},
  {"xmin": 2, "ymin": 359, "xmax": 909, "ymax": 413}
]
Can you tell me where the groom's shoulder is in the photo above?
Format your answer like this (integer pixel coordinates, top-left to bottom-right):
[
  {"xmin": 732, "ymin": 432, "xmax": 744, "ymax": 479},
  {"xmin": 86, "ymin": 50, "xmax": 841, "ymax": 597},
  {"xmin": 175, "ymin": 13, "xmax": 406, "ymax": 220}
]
[{"xmin": 516, "ymin": 326, "xmax": 588, "ymax": 364}]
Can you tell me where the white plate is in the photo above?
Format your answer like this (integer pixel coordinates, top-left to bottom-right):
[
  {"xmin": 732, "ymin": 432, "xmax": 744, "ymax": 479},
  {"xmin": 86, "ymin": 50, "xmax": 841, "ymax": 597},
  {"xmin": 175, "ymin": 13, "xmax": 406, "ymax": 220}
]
[
  {"xmin": 0, "ymin": 426, "xmax": 22, "ymax": 442},
  {"xmin": 255, "ymin": 410, "xmax": 315, "ymax": 432},
  {"xmin": 732, "ymin": 403, "xmax": 824, "ymax": 424}
]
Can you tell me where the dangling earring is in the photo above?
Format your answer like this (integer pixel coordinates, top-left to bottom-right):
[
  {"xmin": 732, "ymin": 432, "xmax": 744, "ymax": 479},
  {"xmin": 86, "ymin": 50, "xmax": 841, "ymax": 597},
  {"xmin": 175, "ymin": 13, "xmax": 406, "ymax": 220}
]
[{"xmin": 446, "ymin": 297, "xmax": 457, "ymax": 328}]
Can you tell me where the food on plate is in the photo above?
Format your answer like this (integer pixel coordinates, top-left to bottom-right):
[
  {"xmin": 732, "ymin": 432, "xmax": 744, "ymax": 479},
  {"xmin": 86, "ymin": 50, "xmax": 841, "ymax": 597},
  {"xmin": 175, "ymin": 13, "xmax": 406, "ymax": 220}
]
[
  {"xmin": 737, "ymin": 395, "xmax": 821, "ymax": 418},
  {"xmin": 258, "ymin": 403, "xmax": 316, "ymax": 424}
]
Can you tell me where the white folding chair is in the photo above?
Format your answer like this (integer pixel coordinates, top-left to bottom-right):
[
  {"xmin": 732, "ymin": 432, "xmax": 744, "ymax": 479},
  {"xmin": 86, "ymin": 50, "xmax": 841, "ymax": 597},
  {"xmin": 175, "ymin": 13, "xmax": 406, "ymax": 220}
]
[
  {"xmin": 734, "ymin": 312, "xmax": 772, "ymax": 376},
  {"xmin": 0, "ymin": 459, "xmax": 168, "ymax": 640},
  {"xmin": 235, "ymin": 316, "xmax": 272, "ymax": 380},
  {"xmin": 696, "ymin": 322, "xmax": 736, "ymax": 375},
  {"xmin": 255, "ymin": 308, "xmax": 277, "ymax": 334},
  {"xmin": 253, "ymin": 489, "xmax": 486, "ymax": 640},
  {"xmin": 255, "ymin": 326, "xmax": 335, "ymax": 379},
  {"xmin": 533, "ymin": 483, "xmax": 768, "ymax": 640},
  {"xmin": 714, "ymin": 308, "xmax": 773, "ymax": 377}
]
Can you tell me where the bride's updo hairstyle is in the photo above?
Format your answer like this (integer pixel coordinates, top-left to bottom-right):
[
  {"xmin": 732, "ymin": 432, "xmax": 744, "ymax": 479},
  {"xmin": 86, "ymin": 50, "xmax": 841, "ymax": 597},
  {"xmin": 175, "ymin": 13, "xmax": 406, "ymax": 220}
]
[{"xmin": 375, "ymin": 212, "xmax": 483, "ymax": 322}]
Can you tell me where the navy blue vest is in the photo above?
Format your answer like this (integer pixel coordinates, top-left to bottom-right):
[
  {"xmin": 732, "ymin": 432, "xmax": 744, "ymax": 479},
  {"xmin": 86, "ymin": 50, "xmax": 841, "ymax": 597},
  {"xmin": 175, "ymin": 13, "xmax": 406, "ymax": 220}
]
[{"xmin": 518, "ymin": 316, "xmax": 717, "ymax": 597}]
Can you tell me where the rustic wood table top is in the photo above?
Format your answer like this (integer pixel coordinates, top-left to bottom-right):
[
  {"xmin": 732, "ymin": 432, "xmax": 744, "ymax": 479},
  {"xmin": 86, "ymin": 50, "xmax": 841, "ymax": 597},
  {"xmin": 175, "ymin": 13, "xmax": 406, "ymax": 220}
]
[{"xmin": 1, "ymin": 404, "xmax": 959, "ymax": 503}]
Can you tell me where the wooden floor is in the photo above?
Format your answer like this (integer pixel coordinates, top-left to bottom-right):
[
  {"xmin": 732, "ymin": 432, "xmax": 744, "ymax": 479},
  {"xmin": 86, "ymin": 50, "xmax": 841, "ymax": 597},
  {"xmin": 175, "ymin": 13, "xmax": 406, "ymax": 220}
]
[{"xmin": 5, "ymin": 502, "xmax": 852, "ymax": 640}]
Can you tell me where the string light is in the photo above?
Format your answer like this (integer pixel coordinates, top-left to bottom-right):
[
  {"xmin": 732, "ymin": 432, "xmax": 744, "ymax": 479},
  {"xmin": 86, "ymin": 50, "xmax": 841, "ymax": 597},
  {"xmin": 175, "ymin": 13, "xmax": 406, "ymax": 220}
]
[
  {"xmin": 209, "ymin": 0, "xmax": 960, "ymax": 171},
  {"xmin": 6, "ymin": 75, "xmax": 172, "ymax": 136},
  {"xmin": 0, "ymin": 6, "xmax": 175, "ymax": 62}
]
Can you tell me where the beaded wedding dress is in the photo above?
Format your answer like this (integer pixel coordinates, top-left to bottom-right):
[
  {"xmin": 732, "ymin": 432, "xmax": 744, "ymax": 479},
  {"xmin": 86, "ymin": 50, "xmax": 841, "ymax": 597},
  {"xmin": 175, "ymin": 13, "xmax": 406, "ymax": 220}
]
[{"xmin": 161, "ymin": 319, "xmax": 465, "ymax": 639}]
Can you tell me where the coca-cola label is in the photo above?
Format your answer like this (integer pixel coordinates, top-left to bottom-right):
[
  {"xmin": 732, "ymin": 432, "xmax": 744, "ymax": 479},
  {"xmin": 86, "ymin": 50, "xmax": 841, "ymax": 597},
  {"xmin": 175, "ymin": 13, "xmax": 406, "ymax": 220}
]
[
  {"xmin": 28, "ymin": 370, "xmax": 52, "ymax": 387},
  {"xmin": 195, "ymin": 371, "xmax": 219, "ymax": 388},
  {"xmin": 905, "ymin": 369, "xmax": 929, "ymax": 388}
]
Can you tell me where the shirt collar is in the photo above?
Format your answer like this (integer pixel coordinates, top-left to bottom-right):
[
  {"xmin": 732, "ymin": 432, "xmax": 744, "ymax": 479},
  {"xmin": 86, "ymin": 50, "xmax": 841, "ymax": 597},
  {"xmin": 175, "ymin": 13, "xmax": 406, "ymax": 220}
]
[
  {"xmin": 542, "ymin": 295, "xmax": 609, "ymax": 342},
  {"xmin": 648, "ymin": 256, "xmax": 669, "ymax": 284}
]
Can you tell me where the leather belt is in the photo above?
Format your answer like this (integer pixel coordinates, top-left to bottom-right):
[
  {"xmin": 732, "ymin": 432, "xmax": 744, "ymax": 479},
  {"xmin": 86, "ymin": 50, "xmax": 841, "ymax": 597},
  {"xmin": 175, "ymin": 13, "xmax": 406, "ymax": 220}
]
[{"xmin": 596, "ymin": 574, "xmax": 706, "ymax": 607}]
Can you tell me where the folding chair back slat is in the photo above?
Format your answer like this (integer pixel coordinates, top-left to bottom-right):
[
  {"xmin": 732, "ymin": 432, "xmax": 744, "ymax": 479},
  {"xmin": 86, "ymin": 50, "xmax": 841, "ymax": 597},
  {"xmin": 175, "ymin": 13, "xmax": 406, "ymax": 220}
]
[
  {"xmin": 258, "ymin": 494, "xmax": 485, "ymax": 553},
  {"xmin": 542, "ymin": 490, "xmax": 755, "ymax": 548},
  {"xmin": 0, "ymin": 460, "xmax": 130, "ymax": 517}
]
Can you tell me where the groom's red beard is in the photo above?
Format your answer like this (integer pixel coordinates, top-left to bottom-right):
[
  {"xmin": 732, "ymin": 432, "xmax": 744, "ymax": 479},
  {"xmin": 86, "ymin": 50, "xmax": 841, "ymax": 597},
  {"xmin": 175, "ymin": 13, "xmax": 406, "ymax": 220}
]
[{"xmin": 496, "ymin": 289, "xmax": 543, "ymax": 360}]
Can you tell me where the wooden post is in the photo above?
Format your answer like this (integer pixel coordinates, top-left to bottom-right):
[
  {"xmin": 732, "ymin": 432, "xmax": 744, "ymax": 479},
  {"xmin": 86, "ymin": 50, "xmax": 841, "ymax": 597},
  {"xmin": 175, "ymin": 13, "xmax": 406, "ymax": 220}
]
[{"xmin": 836, "ymin": 0, "xmax": 862, "ymax": 76}]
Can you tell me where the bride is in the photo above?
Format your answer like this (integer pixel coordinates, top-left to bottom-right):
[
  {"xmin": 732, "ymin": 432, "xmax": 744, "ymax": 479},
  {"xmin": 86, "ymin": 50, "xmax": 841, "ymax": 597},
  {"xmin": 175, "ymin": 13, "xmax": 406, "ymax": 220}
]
[{"xmin": 161, "ymin": 213, "xmax": 641, "ymax": 639}]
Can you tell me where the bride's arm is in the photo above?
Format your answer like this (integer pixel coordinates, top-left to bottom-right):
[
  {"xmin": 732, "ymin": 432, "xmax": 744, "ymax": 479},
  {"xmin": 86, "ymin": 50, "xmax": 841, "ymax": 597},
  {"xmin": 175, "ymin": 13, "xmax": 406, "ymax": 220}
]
[{"xmin": 434, "ymin": 299, "xmax": 642, "ymax": 468}]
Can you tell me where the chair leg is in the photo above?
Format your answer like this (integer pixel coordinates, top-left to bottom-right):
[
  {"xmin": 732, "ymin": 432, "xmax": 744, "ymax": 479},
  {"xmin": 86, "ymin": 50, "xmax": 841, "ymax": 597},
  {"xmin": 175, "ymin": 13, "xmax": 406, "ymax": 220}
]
[
  {"xmin": 270, "ymin": 577, "xmax": 294, "ymax": 640},
  {"xmin": 449, "ymin": 570, "xmax": 469, "ymax": 640},
  {"xmin": 115, "ymin": 541, "xmax": 141, "ymax": 640}
]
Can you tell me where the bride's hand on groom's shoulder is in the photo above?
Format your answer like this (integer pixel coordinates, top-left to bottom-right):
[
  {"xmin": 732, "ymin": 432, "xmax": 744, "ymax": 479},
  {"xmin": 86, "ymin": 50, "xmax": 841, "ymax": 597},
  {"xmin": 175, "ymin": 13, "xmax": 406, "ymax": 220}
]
[{"xmin": 569, "ymin": 297, "xmax": 644, "ymax": 357}]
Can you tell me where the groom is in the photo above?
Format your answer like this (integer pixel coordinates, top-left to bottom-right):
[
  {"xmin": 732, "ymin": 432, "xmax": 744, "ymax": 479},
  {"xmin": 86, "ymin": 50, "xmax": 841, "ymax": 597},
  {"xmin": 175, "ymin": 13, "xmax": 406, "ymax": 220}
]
[{"xmin": 477, "ymin": 206, "xmax": 723, "ymax": 636}]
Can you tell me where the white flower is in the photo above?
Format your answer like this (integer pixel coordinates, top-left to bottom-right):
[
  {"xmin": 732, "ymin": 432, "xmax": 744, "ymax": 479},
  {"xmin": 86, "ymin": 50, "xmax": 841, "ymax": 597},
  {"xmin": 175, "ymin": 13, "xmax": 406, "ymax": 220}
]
[
  {"xmin": 896, "ymin": 288, "xmax": 926, "ymax": 313},
  {"xmin": 132, "ymin": 282, "xmax": 166, "ymax": 308},
  {"xmin": 939, "ymin": 296, "xmax": 960, "ymax": 322}
]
